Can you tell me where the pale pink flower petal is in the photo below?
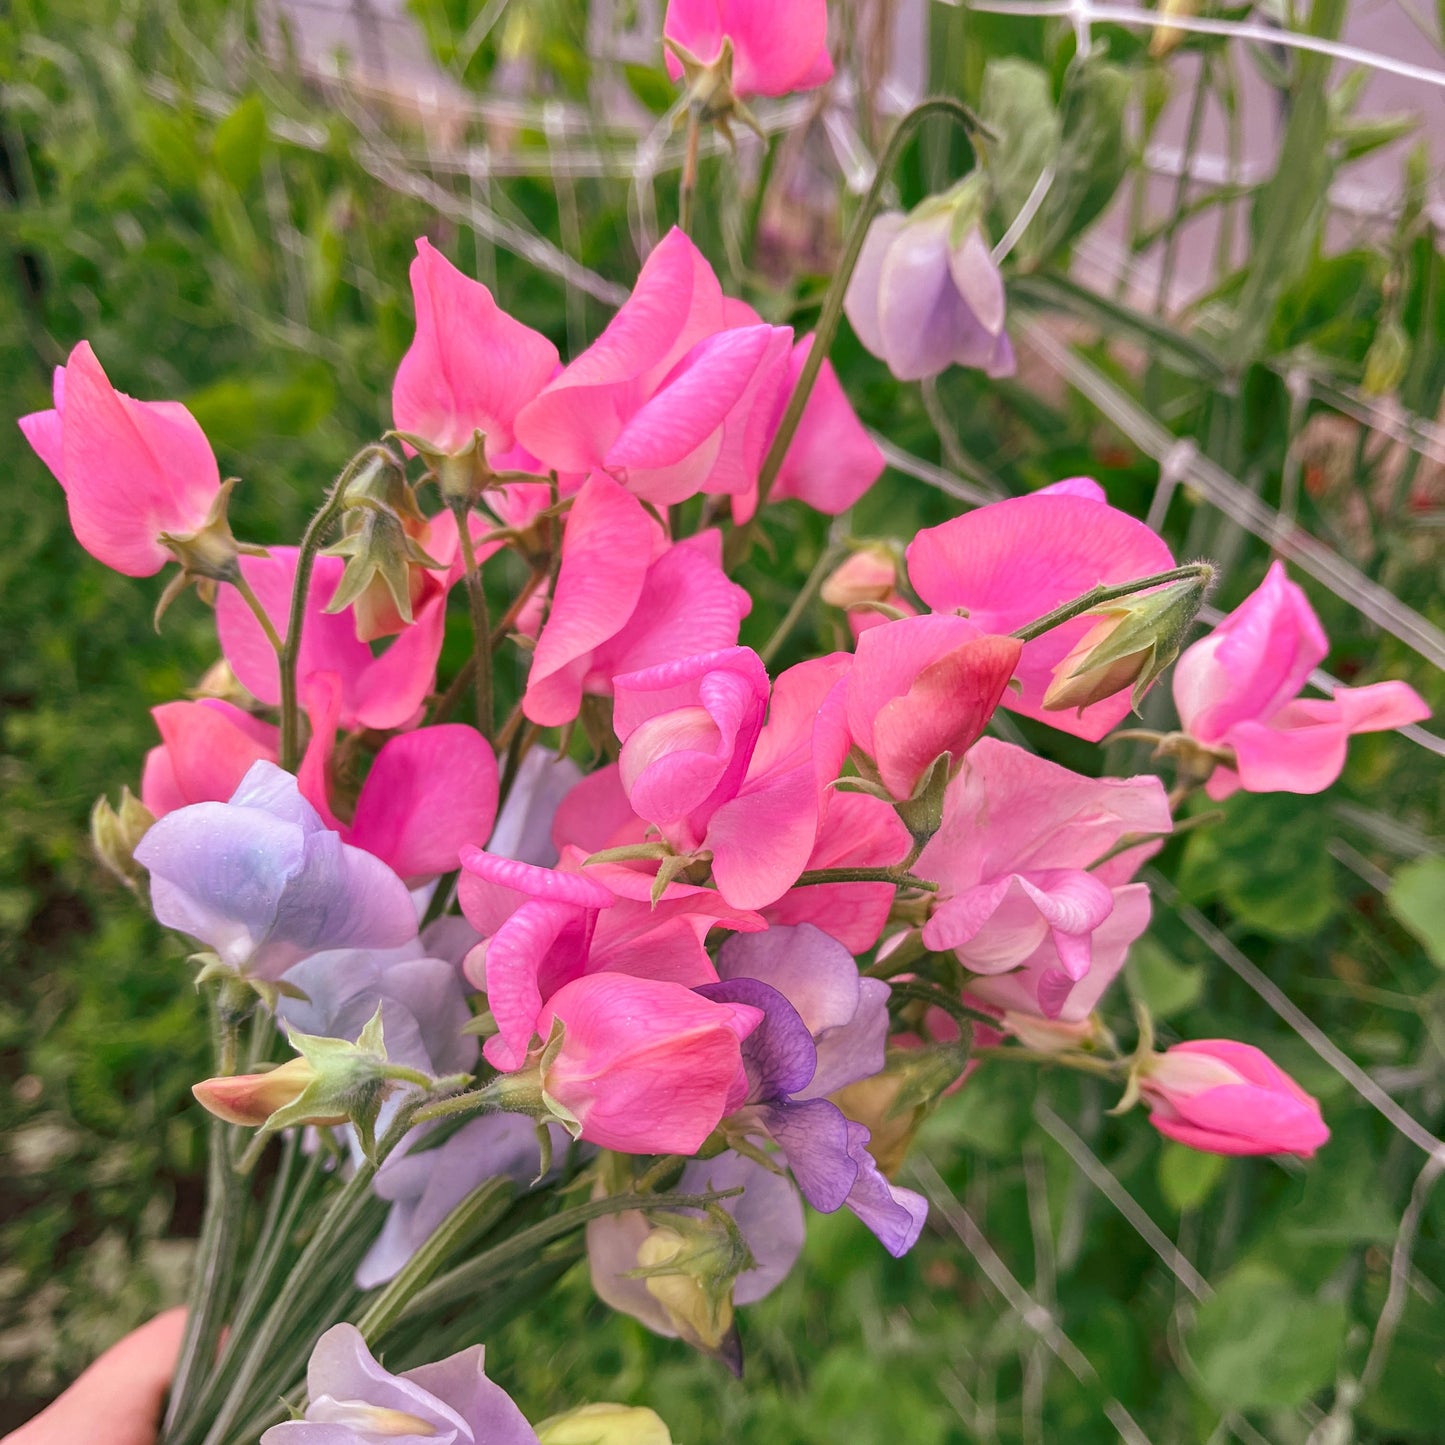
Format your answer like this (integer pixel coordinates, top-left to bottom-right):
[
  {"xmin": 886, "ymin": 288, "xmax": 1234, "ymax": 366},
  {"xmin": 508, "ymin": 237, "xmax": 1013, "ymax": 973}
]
[
  {"xmin": 20, "ymin": 342, "xmax": 221, "ymax": 576},
  {"xmin": 907, "ymin": 490, "xmax": 1176, "ymax": 740},
  {"xmin": 392, "ymin": 238, "xmax": 559, "ymax": 457}
]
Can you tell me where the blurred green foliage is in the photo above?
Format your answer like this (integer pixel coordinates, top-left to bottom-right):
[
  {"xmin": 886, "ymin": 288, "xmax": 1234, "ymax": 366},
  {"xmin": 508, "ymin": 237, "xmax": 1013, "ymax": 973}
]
[{"xmin": 2, "ymin": 0, "xmax": 1444, "ymax": 1440}]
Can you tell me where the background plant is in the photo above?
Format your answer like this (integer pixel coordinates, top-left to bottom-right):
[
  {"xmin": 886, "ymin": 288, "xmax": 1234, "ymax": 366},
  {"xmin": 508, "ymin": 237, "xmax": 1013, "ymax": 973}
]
[{"xmin": 1, "ymin": 0, "xmax": 1442, "ymax": 1440}]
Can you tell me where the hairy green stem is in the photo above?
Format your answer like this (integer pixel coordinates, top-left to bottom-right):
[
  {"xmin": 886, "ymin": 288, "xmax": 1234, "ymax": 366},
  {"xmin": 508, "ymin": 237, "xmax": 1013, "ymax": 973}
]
[
  {"xmin": 279, "ymin": 446, "xmax": 396, "ymax": 770},
  {"xmin": 728, "ymin": 96, "xmax": 988, "ymax": 563},
  {"xmin": 1010, "ymin": 562, "xmax": 1215, "ymax": 644},
  {"xmin": 450, "ymin": 498, "xmax": 495, "ymax": 740},
  {"xmin": 793, "ymin": 865, "xmax": 939, "ymax": 892}
]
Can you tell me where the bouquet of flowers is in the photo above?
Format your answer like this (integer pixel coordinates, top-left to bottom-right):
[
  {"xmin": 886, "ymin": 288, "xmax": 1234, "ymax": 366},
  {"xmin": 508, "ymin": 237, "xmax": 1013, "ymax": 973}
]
[{"xmin": 17, "ymin": 1, "xmax": 1429, "ymax": 1440}]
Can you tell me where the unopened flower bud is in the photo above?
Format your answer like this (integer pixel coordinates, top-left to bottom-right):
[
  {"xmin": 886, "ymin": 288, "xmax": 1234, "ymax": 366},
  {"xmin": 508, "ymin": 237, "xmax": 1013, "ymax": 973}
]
[
  {"xmin": 629, "ymin": 1208, "xmax": 751, "ymax": 1366},
  {"xmin": 821, "ymin": 546, "xmax": 899, "ymax": 609},
  {"xmin": 193, "ymin": 1056, "xmax": 331, "ymax": 1128},
  {"xmin": 1149, "ymin": 0, "xmax": 1199, "ymax": 57},
  {"xmin": 1043, "ymin": 569, "xmax": 1213, "ymax": 715},
  {"xmin": 91, "ymin": 787, "xmax": 155, "ymax": 889},
  {"xmin": 831, "ymin": 1042, "xmax": 970, "ymax": 1178},
  {"xmin": 1001, "ymin": 1012, "xmax": 1100, "ymax": 1053},
  {"xmin": 537, "ymin": 1403, "xmax": 674, "ymax": 1445}
]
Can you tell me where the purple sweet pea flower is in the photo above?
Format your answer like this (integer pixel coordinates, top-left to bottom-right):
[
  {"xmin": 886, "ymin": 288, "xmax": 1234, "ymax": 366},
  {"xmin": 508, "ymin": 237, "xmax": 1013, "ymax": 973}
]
[
  {"xmin": 260, "ymin": 1322, "xmax": 537, "ymax": 1444},
  {"xmin": 358, "ymin": 1113, "xmax": 560, "ymax": 1288},
  {"xmin": 279, "ymin": 944, "xmax": 477, "ymax": 1079},
  {"xmin": 135, "ymin": 762, "xmax": 417, "ymax": 979},
  {"xmin": 701, "ymin": 925, "xmax": 928, "ymax": 1257},
  {"xmin": 586, "ymin": 1150, "xmax": 805, "ymax": 1336}
]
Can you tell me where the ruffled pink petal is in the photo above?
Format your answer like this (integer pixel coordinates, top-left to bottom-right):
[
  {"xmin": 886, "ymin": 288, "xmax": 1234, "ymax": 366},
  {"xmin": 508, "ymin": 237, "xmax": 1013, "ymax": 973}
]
[
  {"xmin": 143, "ymin": 700, "xmax": 279, "ymax": 815},
  {"xmin": 513, "ymin": 229, "xmax": 725, "ymax": 473},
  {"xmin": 45, "ymin": 343, "xmax": 220, "ymax": 576},
  {"xmin": 663, "ymin": 0, "xmax": 831, "ymax": 97},
  {"xmin": 392, "ymin": 238, "xmax": 559, "ymax": 457},
  {"xmin": 523, "ymin": 474, "xmax": 665, "ymax": 727},
  {"xmin": 740, "ymin": 335, "xmax": 883, "ymax": 523},
  {"xmin": 907, "ymin": 492, "xmax": 1176, "ymax": 741},
  {"xmin": 1332, "ymin": 679, "xmax": 1430, "ymax": 734},
  {"xmin": 1173, "ymin": 562, "xmax": 1329, "ymax": 742},
  {"xmin": 1224, "ymin": 704, "xmax": 1350, "ymax": 795},
  {"xmin": 347, "ymin": 725, "xmax": 499, "ymax": 884},
  {"xmin": 550, "ymin": 763, "xmax": 648, "ymax": 854}
]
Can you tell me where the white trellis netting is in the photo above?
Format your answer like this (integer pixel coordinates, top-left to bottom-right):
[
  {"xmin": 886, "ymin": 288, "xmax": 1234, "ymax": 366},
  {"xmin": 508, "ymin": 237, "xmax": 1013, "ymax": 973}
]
[{"xmin": 147, "ymin": 3, "xmax": 1444, "ymax": 1438}]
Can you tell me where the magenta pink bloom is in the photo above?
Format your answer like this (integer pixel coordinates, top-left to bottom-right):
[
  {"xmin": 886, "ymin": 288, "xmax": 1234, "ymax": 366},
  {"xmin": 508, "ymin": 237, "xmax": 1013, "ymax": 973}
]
[
  {"xmin": 539, "ymin": 972, "xmax": 763, "ymax": 1154},
  {"xmin": 1142, "ymin": 1039, "xmax": 1329, "ymax": 1158},
  {"xmin": 515, "ymin": 230, "xmax": 792, "ymax": 506},
  {"xmin": 392, "ymin": 238, "xmax": 559, "ymax": 458},
  {"xmin": 19, "ymin": 341, "xmax": 221, "ymax": 576},
  {"xmin": 663, "ymin": 0, "xmax": 833, "ymax": 98},
  {"xmin": 141, "ymin": 700, "xmax": 280, "ymax": 816},
  {"xmin": 1173, "ymin": 561, "xmax": 1429, "ymax": 798},
  {"xmin": 733, "ymin": 334, "xmax": 885, "ymax": 524},
  {"xmin": 614, "ymin": 647, "xmax": 770, "ymax": 853},
  {"xmin": 916, "ymin": 739, "xmax": 1171, "ymax": 1019},
  {"xmin": 907, "ymin": 484, "xmax": 1176, "ymax": 740},
  {"xmin": 845, "ymin": 615, "xmax": 1022, "ymax": 798},
  {"xmin": 522, "ymin": 473, "xmax": 751, "ymax": 727}
]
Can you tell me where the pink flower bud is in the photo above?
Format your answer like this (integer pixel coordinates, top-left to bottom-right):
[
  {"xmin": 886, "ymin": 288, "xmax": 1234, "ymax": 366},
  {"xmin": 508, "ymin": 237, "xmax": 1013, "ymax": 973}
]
[
  {"xmin": 192, "ymin": 1058, "xmax": 328, "ymax": 1128},
  {"xmin": 820, "ymin": 548, "xmax": 898, "ymax": 609},
  {"xmin": 19, "ymin": 342, "xmax": 221, "ymax": 577},
  {"xmin": 1141, "ymin": 1040, "xmax": 1329, "ymax": 1158},
  {"xmin": 538, "ymin": 974, "xmax": 762, "ymax": 1154}
]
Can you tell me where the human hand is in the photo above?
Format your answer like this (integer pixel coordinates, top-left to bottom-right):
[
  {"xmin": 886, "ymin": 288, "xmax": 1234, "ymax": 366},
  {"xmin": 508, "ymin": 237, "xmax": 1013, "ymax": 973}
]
[{"xmin": 2, "ymin": 1309, "xmax": 186, "ymax": 1445}]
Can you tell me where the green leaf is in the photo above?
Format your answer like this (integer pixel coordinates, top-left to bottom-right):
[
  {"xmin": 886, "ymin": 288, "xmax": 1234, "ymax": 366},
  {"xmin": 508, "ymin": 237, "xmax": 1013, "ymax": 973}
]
[
  {"xmin": 1388, "ymin": 855, "xmax": 1445, "ymax": 967},
  {"xmin": 624, "ymin": 62, "xmax": 677, "ymax": 116},
  {"xmin": 1178, "ymin": 792, "xmax": 1337, "ymax": 937},
  {"xmin": 978, "ymin": 58, "xmax": 1059, "ymax": 266},
  {"xmin": 1187, "ymin": 1264, "xmax": 1348, "ymax": 1409},
  {"xmin": 1035, "ymin": 57, "xmax": 1132, "ymax": 257},
  {"xmin": 1126, "ymin": 937, "xmax": 1204, "ymax": 1019},
  {"xmin": 1158, "ymin": 1143, "xmax": 1225, "ymax": 1212},
  {"xmin": 212, "ymin": 94, "xmax": 268, "ymax": 192}
]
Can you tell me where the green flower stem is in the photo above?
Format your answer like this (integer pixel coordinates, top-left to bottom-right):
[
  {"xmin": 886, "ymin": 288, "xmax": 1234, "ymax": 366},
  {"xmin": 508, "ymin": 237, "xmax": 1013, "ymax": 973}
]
[
  {"xmin": 449, "ymin": 497, "xmax": 495, "ymax": 740},
  {"xmin": 759, "ymin": 540, "xmax": 847, "ymax": 666},
  {"xmin": 972, "ymin": 1045, "xmax": 1123, "ymax": 1080},
  {"xmin": 161, "ymin": 1000, "xmax": 246, "ymax": 1440},
  {"xmin": 1009, "ymin": 562, "xmax": 1216, "ymax": 645},
  {"xmin": 678, "ymin": 106, "xmax": 702, "ymax": 234},
  {"xmin": 279, "ymin": 446, "xmax": 396, "ymax": 770},
  {"xmin": 410, "ymin": 1083, "xmax": 500, "ymax": 1127},
  {"xmin": 230, "ymin": 570, "xmax": 284, "ymax": 657},
  {"xmin": 793, "ymin": 865, "xmax": 939, "ymax": 893},
  {"xmin": 195, "ymin": 1106, "xmax": 420, "ymax": 1445},
  {"xmin": 352, "ymin": 1177, "xmax": 514, "ymax": 1345},
  {"xmin": 728, "ymin": 96, "xmax": 989, "ymax": 565},
  {"xmin": 888, "ymin": 981, "xmax": 999, "ymax": 1033}
]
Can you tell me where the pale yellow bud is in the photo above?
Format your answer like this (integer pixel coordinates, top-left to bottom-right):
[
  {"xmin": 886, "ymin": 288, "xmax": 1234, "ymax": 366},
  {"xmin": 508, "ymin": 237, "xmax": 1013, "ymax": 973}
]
[{"xmin": 536, "ymin": 1402, "xmax": 674, "ymax": 1445}]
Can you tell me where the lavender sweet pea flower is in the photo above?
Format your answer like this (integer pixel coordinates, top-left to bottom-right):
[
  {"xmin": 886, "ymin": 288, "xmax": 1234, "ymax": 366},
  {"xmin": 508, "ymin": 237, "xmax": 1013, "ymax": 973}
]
[
  {"xmin": 587, "ymin": 1150, "xmax": 805, "ymax": 1335},
  {"xmin": 279, "ymin": 944, "xmax": 477, "ymax": 1078},
  {"xmin": 486, "ymin": 745, "xmax": 584, "ymax": 868},
  {"xmin": 260, "ymin": 1322, "xmax": 538, "ymax": 1444},
  {"xmin": 702, "ymin": 927, "xmax": 928, "ymax": 1256},
  {"xmin": 358, "ymin": 1113, "xmax": 559, "ymax": 1288},
  {"xmin": 844, "ymin": 181, "xmax": 1014, "ymax": 383},
  {"xmin": 135, "ymin": 762, "xmax": 416, "ymax": 979}
]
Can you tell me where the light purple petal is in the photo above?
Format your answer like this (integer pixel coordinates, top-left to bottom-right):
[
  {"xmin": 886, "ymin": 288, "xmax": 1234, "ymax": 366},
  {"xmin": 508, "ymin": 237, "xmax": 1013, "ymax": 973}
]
[
  {"xmin": 841, "ymin": 1122, "xmax": 929, "ymax": 1257},
  {"xmin": 697, "ymin": 978, "xmax": 817, "ymax": 1100},
  {"xmin": 486, "ymin": 747, "xmax": 584, "ymax": 868},
  {"xmin": 756, "ymin": 1097, "xmax": 857, "ymax": 1213}
]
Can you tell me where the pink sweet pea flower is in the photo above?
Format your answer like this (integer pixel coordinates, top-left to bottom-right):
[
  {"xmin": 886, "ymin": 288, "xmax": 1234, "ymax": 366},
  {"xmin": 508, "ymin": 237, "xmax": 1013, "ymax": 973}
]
[
  {"xmin": 907, "ymin": 483, "xmax": 1176, "ymax": 740},
  {"xmin": 916, "ymin": 738, "xmax": 1171, "ymax": 1018},
  {"xmin": 614, "ymin": 647, "xmax": 770, "ymax": 853},
  {"xmin": 514, "ymin": 230, "xmax": 792, "ymax": 507},
  {"xmin": 663, "ymin": 0, "xmax": 833, "ymax": 98},
  {"xmin": 522, "ymin": 473, "xmax": 751, "ymax": 727},
  {"xmin": 1173, "ymin": 561, "xmax": 1430, "ymax": 798},
  {"xmin": 732, "ymin": 334, "xmax": 885, "ymax": 524},
  {"xmin": 392, "ymin": 238, "xmax": 559, "ymax": 459},
  {"xmin": 217, "ymin": 510, "xmax": 498, "ymax": 733},
  {"xmin": 539, "ymin": 972, "xmax": 763, "ymax": 1154},
  {"xmin": 845, "ymin": 614, "xmax": 1022, "ymax": 799},
  {"xmin": 140, "ymin": 700, "xmax": 280, "ymax": 816},
  {"xmin": 1141, "ymin": 1040, "xmax": 1329, "ymax": 1158},
  {"xmin": 19, "ymin": 341, "xmax": 222, "ymax": 576}
]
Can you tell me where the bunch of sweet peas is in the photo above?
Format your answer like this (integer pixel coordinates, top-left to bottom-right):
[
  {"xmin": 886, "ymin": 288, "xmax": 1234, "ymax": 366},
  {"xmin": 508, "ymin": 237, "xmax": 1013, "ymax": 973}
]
[{"xmin": 20, "ymin": 1, "xmax": 1431, "ymax": 1440}]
